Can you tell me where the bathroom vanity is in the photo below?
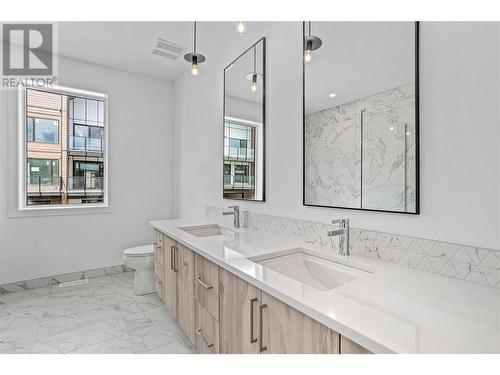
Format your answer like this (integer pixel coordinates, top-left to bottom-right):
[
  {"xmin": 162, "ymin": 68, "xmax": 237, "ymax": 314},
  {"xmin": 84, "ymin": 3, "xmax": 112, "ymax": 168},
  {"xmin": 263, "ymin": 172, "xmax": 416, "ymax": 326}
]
[
  {"xmin": 151, "ymin": 223, "xmax": 370, "ymax": 354},
  {"xmin": 150, "ymin": 218, "xmax": 500, "ymax": 354}
]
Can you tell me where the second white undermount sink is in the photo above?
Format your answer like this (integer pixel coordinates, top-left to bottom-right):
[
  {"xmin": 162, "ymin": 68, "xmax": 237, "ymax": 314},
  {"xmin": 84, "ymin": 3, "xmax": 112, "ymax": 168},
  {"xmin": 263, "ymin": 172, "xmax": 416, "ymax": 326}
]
[
  {"xmin": 250, "ymin": 248, "xmax": 370, "ymax": 291},
  {"xmin": 179, "ymin": 224, "xmax": 234, "ymax": 238}
]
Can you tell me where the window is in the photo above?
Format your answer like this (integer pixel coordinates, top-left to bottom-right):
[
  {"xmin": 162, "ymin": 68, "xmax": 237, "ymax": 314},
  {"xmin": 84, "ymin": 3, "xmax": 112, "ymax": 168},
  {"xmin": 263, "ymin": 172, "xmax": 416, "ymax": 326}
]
[
  {"xmin": 21, "ymin": 87, "xmax": 108, "ymax": 209},
  {"xmin": 224, "ymin": 122, "xmax": 255, "ymax": 161},
  {"xmin": 74, "ymin": 124, "xmax": 89, "ymax": 138},
  {"xmin": 69, "ymin": 97, "xmax": 105, "ymax": 153},
  {"xmin": 27, "ymin": 159, "xmax": 59, "ymax": 185},
  {"xmin": 26, "ymin": 117, "xmax": 59, "ymax": 143}
]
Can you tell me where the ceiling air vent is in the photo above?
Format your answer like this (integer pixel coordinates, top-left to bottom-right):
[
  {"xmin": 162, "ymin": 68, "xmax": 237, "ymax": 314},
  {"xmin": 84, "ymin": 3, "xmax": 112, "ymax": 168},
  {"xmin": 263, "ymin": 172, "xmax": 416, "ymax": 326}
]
[{"xmin": 152, "ymin": 38, "xmax": 186, "ymax": 60}]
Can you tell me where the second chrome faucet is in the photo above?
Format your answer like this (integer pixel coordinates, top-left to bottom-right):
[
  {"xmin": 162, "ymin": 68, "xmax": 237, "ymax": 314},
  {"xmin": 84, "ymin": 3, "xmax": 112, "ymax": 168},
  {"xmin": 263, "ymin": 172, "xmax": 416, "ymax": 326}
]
[{"xmin": 222, "ymin": 205, "xmax": 240, "ymax": 228}]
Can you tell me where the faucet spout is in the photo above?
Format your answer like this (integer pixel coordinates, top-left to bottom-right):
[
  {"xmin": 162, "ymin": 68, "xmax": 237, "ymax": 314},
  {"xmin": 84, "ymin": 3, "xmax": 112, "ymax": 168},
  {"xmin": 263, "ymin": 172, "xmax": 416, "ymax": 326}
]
[
  {"xmin": 223, "ymin": 205, "xmax": 240, "ymax": 228},
  {"xmin": 328, "ymin": 219, "xmax": 350, "ymax": 256}
]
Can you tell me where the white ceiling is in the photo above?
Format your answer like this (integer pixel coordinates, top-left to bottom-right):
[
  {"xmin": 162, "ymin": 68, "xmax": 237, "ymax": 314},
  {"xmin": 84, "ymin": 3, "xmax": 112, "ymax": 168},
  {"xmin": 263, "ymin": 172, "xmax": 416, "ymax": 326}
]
[
  {"xmin": 56, "ymin": 22, "xmax": 415, "ymax": 108},
  {"xmin": 305, "ymin": 22, "xmax": 416, "ymax": 114},
  {"xmin": 58, "ymin": 22, "xmax": 273, "ymax": 82}
]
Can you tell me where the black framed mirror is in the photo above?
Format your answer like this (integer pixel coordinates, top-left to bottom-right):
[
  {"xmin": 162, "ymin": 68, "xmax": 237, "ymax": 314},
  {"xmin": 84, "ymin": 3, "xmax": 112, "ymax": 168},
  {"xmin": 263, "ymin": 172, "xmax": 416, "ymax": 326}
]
[
  {"xmin": 303, "ymin": 22, "xmax": 419, "ymax": 214},
  {"xmin": 223, "ymin": 37, "xmax": 266, "ymax": 201}
]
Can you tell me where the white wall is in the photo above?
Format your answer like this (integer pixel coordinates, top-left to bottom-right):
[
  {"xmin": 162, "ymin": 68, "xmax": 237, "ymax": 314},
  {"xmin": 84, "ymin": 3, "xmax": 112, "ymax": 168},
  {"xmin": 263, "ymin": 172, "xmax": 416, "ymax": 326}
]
[
  {"xmin": 173, "ymin": 22, "xmax": 500, "ymax": 251},
  {"xmin": 225, "ymin": 96, "xmax": 262, "ymax": 123},
  {"xmin": 0, "ymin": 56, "xmax": 175, "ymax": 284}
]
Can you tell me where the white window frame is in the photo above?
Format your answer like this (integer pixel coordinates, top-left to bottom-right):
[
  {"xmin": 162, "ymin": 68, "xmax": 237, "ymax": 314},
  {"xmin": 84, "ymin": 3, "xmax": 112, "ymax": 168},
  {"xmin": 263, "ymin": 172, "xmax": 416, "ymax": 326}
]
[
  {"xmin": 224, "ymin": 116, "xmax": 264, "ymax": 201},
  {"xmin": 18, "ymin": 85, "xmax": 109, "ymax": 210}
]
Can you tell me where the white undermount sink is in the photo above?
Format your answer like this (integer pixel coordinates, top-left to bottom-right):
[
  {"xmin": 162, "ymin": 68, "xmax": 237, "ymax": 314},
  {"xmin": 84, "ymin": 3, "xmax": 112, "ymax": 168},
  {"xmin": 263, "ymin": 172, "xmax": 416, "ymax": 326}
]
[
  {"xmin": 179, "ymin": 224, "xmax": 234, "ymax": 238},
  {"xmin": 250, "ymin": 248, "xmax": 370, "ymax": 291}
]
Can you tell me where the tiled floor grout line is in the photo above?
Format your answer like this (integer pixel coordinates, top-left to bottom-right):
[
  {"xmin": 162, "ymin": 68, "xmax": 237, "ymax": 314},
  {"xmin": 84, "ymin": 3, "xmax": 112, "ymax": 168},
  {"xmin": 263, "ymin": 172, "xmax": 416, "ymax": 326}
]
[
  {"xmin": 113, "ymin": 276, "xmax": 138, "ymax": 354},
  {"xmin": 29, "ymin": 288, "xmax": 51, "ymax": 354},
  {"xmin": 136, "ymin": 336, "xmax": 181, "ymax": 354}
]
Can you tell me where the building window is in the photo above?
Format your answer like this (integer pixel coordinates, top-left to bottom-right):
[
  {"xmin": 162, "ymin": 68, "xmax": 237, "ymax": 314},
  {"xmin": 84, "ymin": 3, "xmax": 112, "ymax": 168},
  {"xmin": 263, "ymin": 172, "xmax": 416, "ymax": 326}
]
[
  {"xmin": 26, "ymin": 117, "xmax": 59, "ymax": 143},
  {"xmin": 27, "ymin": 159, "xmax": 59, "ymax": 185},
  {"xmin": 69, "ymin": 97, "xmax": 105, "ymax": 153},
  {"xmin": 223, "ymin": 121, "xmax": 256, "ymax": 194},
  {"xmin": 224, "ymin": 122, "xmax": 254, "ymax": 161},
  {"xmin": 21, "ymin": 87, "xmax": 108, "ymax": 209}
]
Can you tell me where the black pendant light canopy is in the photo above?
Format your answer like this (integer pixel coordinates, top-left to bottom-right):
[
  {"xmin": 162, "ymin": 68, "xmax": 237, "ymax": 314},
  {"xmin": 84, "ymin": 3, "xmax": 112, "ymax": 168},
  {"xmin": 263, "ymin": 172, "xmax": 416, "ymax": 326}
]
[
  {"xmin": 304, "ymin": 21, "xmax": 322, "ymax": 63},
  {"xmin": 184, "ymin": 21, "xmax": 206, "ymax": 75}
]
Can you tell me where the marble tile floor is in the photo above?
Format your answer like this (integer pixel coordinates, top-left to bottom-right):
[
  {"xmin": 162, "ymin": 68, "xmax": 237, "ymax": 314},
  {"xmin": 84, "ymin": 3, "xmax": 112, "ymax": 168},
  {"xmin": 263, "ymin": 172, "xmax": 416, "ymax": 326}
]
[{"xmin": 0, "ymin": 272, "xmax": 194, "ymax": 354}]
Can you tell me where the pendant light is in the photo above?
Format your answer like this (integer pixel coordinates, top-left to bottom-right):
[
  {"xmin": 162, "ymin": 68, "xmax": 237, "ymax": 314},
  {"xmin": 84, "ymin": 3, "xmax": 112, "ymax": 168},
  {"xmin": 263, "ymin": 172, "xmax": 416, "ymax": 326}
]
[
  {"xmin": 245, "ymin": 45, "xmax": 260, "ymax": 92},
  {"xmin": 250, "ymin": 45, "xmax": 258, "ymax": 92},
  {"xmin": 304, "ymin": 21, "xmax": 322, "ymax": 63},
  {"xmin": 237, "ymin": 22, "xmax": 246, "ymax": 35},
  {"xmin": 184, "ymin": 21, "xmax": 206, "ymax": 76}
]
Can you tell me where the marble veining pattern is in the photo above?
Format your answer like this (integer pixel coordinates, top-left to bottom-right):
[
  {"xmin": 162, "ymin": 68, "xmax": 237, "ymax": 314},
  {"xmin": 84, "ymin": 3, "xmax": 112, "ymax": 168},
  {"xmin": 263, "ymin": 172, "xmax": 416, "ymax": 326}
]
[
  {"xmin": 305, "ymin": 83, "xmax": 416, "ymax": 212},
  {"xmin": 206, "ymin": 205, "xmax": 500, "ymax": 289},
  {"xmin": 0, "ymin": 271, "xmax": 194, "ymax": 354}
]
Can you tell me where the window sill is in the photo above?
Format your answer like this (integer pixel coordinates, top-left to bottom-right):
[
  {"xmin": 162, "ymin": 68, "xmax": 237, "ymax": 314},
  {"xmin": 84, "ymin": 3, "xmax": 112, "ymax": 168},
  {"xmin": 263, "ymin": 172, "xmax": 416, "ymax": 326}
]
[{"xmin": 8, "ymin": 204, "xmax": 114, "ymax": 219}]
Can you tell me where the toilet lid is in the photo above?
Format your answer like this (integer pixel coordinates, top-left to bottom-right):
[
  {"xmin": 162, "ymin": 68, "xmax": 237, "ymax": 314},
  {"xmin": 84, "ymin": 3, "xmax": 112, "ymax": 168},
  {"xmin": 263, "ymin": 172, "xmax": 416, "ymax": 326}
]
[{"xmin": 124, "ymin": 244, "xmax": 154, "ymax": 257}]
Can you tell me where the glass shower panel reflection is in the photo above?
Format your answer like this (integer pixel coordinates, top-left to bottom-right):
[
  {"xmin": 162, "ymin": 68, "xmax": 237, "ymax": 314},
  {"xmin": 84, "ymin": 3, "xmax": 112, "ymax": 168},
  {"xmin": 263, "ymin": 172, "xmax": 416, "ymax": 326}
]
[{"xmin": 361, "ymin": 111, "xmax": 407, "ymax": 211}]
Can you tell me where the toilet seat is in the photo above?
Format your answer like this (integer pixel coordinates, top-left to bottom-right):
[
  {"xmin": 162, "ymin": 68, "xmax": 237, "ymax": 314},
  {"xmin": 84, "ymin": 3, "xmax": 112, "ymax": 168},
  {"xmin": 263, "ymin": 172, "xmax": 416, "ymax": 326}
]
[{"xmin": 124, "ymin": 244, "xmax": 154, "ymax": 257}]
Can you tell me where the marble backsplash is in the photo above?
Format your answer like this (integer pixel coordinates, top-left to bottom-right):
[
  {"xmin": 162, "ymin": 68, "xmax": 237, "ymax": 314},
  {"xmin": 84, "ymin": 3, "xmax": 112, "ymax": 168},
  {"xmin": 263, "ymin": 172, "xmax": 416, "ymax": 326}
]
[{"xmin": 206, "ymin": 205, "xmax": 500, "ymax": 289}]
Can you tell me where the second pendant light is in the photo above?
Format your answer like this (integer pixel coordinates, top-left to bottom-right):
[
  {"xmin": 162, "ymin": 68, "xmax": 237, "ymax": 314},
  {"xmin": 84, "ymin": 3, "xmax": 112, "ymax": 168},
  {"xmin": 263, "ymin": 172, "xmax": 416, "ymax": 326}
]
[{"xmin": 184, "ymin": 21, "xmax": 206, "ymax": 76}]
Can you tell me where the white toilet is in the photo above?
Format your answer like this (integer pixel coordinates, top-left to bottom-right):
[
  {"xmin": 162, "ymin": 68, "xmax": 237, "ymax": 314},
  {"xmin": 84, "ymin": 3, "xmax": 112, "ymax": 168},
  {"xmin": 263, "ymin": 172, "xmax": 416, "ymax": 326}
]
[{"xmin": 123, "ymin": 244, "xmax": 155, "ymax": 295}]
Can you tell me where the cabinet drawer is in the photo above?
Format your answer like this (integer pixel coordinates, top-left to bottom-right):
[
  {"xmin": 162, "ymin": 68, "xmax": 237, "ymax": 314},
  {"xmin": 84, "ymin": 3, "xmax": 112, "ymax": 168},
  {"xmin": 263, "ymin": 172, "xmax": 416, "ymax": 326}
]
[
  {"xmin": 194, "ymin": 254, "xmax": 219, "ymax": 320},
  {"xmin": 154, "ymin": 260, "xmax": 164, "ymax": 301},
  {"xmin": 195, "ymin": 302, "xmax": 219, "ymax": 354}
]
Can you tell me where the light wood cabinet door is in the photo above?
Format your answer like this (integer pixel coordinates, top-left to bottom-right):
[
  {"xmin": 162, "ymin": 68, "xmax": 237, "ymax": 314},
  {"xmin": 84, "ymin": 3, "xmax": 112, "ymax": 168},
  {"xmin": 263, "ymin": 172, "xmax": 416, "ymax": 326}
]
[
  {"xmin": 162, "ymin": 234, "xmax": 177, "ymax": 316},
  {"xmin": 194, "ymin": 254, "xmax": 219, "ymax": 320},
  {"xmin": 219, "ymin": 269, "xmax": 261, "ymax": 354},
  {"xmin": 176, "ymin": 243, "xmax": 195, "ymax": 343},
  {"xmin": 194, "ymin": 302, "xmax": 219, "ymax": 354},
  {"xmin": 154, "ymin": 260, "xmax": 164, "ymax": 301},
  {"xmin": 340, "ymin": 336, "xmax": 371, "ymax": 354},
  {"xmin": 261, "ymin": 292, "xmax": 340, "ymax": 354},
  {"xmin": 154, "ymin": 230, "xmax": 164, "ymax": 266}
]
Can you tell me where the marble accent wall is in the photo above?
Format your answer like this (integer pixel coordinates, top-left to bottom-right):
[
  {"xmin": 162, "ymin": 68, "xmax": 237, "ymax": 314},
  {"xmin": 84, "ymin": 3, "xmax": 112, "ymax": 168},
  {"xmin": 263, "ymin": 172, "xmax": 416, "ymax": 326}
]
[
  {"xmin": 305, "ymin": 83, "xmax": 416, "ymax": 212},
  {"xmin": 206, "ymin": 205, "xmax": 500, "ymax": 289}
]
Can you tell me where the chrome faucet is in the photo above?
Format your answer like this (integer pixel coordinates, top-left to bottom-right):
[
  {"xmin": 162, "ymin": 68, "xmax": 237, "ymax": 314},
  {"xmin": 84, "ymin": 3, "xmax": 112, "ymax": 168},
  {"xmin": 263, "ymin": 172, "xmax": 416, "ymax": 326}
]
[
  {"xmin": 328, "ymin": 219, "xmax": 350, "ymax": 256},
  {"xmin": 222, "ymin": 205, "xmax": 240, "ymax": 228}
]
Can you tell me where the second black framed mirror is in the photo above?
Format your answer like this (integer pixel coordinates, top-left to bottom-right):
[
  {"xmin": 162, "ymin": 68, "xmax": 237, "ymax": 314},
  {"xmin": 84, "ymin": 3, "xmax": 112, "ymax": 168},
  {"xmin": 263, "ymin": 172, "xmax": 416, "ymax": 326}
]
[{"xmin": 303, "ymin": 22, "xmax": 420, "ymax": 214}]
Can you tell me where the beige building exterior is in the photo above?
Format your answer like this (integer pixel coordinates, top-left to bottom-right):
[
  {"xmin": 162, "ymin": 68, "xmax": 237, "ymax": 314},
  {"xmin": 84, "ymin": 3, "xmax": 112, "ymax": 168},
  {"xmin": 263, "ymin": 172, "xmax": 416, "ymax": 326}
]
[{"xmin": 25, "ymin": 88, "xmax": 104, "ymax": 206}]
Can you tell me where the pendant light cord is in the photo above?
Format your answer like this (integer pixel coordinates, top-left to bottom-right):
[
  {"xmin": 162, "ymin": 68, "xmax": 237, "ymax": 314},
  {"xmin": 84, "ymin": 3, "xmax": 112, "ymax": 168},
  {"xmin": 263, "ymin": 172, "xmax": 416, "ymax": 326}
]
[
  {"xmin": 253, "ymin": 45, "xmax": 256, "ymax": 73},
  {"xmin": 194, "ymin": 21, "xmax": 197, "ymax": 53},
  {"xmin": 308, "ymin": 21, "xmax": 311, "ymax": 36}
]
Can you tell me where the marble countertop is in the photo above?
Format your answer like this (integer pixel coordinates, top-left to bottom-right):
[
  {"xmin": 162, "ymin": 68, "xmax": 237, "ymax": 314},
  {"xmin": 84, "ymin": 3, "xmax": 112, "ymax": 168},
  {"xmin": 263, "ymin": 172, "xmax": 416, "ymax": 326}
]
[{"xmin": 150, "ymin": 218, "xmax": 500, "ymax": 354}]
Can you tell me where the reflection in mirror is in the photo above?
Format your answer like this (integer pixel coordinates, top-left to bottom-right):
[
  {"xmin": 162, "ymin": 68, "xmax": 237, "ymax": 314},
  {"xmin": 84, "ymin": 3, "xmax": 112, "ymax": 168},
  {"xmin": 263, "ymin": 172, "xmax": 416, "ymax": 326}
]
[
  {"xmin": 304, "ymin": 22, "xmax": 419, "ymax": 214},
  {"xmin": 223, "ymin": 38, "xmax": 265, "ymax": 201}
]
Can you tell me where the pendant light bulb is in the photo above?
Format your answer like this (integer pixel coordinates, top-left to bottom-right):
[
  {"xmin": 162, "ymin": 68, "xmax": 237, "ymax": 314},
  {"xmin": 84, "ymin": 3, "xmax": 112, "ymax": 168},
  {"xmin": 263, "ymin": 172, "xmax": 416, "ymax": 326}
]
[
  {"xmin": 237, "ymin": 22, "xmax": 246, "ymax": 35},
  {"xmin": 304, "ymin": 40, "xmax": 313, "ymax": 63},
  {"xmin": 191, "ymin": 55, "xmax": 199, "ymax": 76},
  {"xmin": 191, "ymin": 63, "xmax": 199, "ymax": 76},
  {"xmin": 304, "ymin": 49, "xmax": 312, "ymax": 63},
  {"xmin": 251, "ymin": 74, "xmax": 258, "ymax": 92}
]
